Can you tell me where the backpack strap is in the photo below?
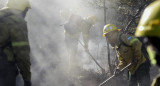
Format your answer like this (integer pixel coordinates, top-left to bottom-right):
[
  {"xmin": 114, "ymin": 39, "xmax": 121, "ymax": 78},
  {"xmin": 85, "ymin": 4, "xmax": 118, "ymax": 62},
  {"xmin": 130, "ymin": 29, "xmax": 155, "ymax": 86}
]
[
  {"xmin": 117, "ymin": 33, "xmax": 131, "ymax": 50},
  {"xmin": 118, "ymin": 33, "xmax": 151, "ymax": 66}
]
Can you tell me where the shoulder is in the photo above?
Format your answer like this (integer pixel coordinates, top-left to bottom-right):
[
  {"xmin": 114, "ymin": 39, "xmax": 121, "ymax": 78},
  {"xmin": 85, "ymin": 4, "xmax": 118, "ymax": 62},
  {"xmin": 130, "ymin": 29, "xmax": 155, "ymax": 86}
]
[
  {"xmin": 0, "ymin": 7, "xmax": 11, "ymax": 18},
  {"xmin": 0, "ymin": 7, "xmax": 24, "ymax": 23},
  {"xmin": 0, "ymin": 7, "xmax": 9, "ymax": 11},
  {"xmin": 121, "ymin": 34, "xmax": 134, "ymax": 40},
  {"xmin": 121, "ymin": 33, "xmax": 139, "ymax": 45}
]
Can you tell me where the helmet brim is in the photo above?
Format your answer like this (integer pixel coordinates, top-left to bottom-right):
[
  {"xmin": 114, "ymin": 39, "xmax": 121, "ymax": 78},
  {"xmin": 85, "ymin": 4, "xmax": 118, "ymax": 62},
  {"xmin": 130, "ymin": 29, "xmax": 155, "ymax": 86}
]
[{"xmin": 135, "ymin": 26, "xmax": 160, "ymax": 37}]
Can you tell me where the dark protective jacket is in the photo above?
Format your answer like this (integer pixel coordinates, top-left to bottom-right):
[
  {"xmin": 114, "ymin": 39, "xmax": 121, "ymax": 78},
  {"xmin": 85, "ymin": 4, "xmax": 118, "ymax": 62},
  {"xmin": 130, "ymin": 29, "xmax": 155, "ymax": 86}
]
[
  {"xmin": 115, "ymin": 33, "xmax": 146, "ymax": 75},
  {"xmin": 0, "ymin": 7, "xmax": 31, "ymax": 82}
]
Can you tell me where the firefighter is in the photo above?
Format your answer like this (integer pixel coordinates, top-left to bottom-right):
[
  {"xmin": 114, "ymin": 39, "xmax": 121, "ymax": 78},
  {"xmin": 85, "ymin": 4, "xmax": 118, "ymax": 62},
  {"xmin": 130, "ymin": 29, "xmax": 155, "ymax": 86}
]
[
  {"xmin": 135, "ymin": 0, "xmax": 160, "ymax": 86},
  {"xmin": 0, "ymin": 0, "xmax": 31, "ymax": 86},
  {"xmin": 103, "ymin": 24, "xmax": 150, "ymax": 86},
  {"xmin": 60, "ymin": 9, "xmax": 83, "ymax": 72},
  {"xmin": 81, "ymin": 15, "xmax": 97, "ymax": 50},
  {"xmin": 60, "ymin": 9, "xmax": 97, "ymax": 72}
]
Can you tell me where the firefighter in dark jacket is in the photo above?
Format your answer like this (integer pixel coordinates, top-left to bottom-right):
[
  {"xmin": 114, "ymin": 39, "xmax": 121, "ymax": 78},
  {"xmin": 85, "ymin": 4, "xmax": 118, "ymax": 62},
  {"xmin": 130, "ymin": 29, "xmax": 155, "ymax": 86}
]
[
  {"xmin": 135, "ymin": 0, "xmax": 160, "ymax": 86},
  {"xmin": 0, "ymin": 0, "xmax": 31, "ymax": 86},
  {"xmin": 102, "ymin": 24, "xmax": 150, "ymax": 86}
]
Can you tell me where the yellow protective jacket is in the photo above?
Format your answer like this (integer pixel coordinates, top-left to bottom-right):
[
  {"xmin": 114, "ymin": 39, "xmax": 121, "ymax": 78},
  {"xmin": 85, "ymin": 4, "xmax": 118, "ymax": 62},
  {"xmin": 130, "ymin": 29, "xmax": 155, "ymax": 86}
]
[
  {"xmin": 0, "ymin": 7, "xmax": 31, "ymax": 82},
  {"xmin": 80, "ymin": 18, "xmax": 94, "ymax": 48},
  {"xmin": 115, "ymin": 33, "xmax": 146, "ymax": 75}
]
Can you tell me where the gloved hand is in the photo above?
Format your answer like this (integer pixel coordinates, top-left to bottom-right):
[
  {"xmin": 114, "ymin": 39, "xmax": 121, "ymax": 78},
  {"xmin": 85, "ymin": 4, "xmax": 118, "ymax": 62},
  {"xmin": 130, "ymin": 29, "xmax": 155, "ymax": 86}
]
[
  {"xmin": 24, "ymin": 81, "xmax": 31, "ymax": 86},
  {"xmin": 114, "ymin": 69, "xmax": 121, "ymax": 75}
]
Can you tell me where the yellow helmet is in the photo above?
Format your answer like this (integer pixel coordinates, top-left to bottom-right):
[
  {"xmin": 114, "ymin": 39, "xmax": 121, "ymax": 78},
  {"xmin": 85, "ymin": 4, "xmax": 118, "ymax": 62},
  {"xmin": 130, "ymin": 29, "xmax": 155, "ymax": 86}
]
[
  {"xmin": 135, "ymin": 0, "xmax": 160, "ymax": 66},
  {"xmin": 102, "ymin": 24, "xmax": 120, "ymax": 37},
  {"xmin": 135, "ymin": 0, "xmax": 160, "ymax": 37},
  {"xmin": 87, "ymin": 15, "xmax": 97, "ymax": 24},
  {"xmin": 7, "ymin": 0, "xmax": 31, "ymax": 11}
]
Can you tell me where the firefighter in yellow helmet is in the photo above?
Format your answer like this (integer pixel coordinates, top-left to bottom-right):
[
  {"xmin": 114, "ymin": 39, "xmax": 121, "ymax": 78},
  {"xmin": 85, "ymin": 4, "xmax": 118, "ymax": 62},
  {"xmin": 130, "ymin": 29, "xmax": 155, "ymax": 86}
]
[
  {"xmin": 60, "ymin": 10, "xmax": 97, "ymax": 80},
  {"xmin": 135, "ymin": 0, "xmax": 160, "ymax": 86},
  {"xmin": 81, "ymin": 15, "xmax": 97, "ymax": 50},
  {"xmin": 0, "ymin": 0, "xmax": 31, "ymax": 86},
  {"xmin": 61, "ymin": 10, "xmax": 83, "ymax": 75},
  {"xmin": 103, "ymin": 24, "xmax": 150, "ymax": 86}
]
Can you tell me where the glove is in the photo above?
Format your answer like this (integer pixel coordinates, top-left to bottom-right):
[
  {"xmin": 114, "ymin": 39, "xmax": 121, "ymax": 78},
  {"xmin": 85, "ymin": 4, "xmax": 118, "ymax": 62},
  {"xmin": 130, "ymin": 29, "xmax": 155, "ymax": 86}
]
[
  {"xmin": 114, "ymin": 69, "xmax": 121, "ymax": 75},
  {"xmin": 24, "ymin": 81, "xmax": 31, "ymax": 86}
]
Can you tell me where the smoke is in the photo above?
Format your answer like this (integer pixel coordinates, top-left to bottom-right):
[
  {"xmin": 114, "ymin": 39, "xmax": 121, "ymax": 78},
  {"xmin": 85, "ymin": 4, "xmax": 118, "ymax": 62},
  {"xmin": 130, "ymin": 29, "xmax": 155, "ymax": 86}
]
[
  {"xmin": 0, "ymin": 0, "xmax": 158, "ymax": 86},
  {"xmin": 0, "ymin": 0, "xmax": 119, "ymax": 86},
  {"xmin": 0, "ymin": 0, "xmax": 7, "ymax": 8},
  {"xmin": 26, "ymin": 0, "xmax": 109, "ymax": 86}
]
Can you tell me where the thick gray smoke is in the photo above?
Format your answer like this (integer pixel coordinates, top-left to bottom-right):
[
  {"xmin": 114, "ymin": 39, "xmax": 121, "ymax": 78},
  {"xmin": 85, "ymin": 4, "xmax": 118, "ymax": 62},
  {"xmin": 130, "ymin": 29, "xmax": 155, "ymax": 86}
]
[
  {"xmin": 0, "ymin": 0, "xmax": 120, "ymax": 86},
  {"xmin": 1, "ymin": 0, "xmax": 158, "ymax": 86},
  {"xmin": 26, "ymin": 0, "xmax": 109, "ymax": 86},
  {"xmin": 26, "ymin": 0, "xmax": 159, "ymax": 85}
]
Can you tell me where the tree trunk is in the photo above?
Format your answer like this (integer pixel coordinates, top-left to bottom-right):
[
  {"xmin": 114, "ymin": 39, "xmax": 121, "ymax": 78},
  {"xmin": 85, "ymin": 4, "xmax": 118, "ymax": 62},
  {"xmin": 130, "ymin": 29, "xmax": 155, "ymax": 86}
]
[{"xmin": 103, "ymin": 0, "xmax": 112, "ymax": 75}]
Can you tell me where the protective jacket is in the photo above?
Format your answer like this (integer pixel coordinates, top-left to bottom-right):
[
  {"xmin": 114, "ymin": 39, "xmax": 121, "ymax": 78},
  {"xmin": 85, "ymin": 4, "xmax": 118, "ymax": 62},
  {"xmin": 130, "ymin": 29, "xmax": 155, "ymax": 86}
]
[
  {"xmin": 64, "ymin": 14, "xmax": 83, "ymax": 36},
  {"xmin": 80, "ymin": 18, "xmax": 94, "ymax": 48},
  {"xmin": 115, "ymin": 33, "xmax": 146, "ymax": 75},
  {"xmin": 0, "ymin": 7, "xmax": 31, "ymax": 82},
  {"xmin": 64, "ymin": 14, "xmax": 94, "ymax": 48}
]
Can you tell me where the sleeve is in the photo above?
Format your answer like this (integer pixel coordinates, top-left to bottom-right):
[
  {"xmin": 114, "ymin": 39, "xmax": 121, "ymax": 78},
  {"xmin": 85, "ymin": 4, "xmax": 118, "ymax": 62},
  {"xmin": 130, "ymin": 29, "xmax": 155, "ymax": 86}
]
[
  {"xmin": 9, "ymin": 20, "xmax": 31, "ymax": 82},
  {"xmin": 131, "ymin": 38, "xmax": 142, "ymax": 62},
  {"xmin": 81, "ymin": 22, "xmax": 91, "ymax": 49},
  {"xmin": 117, "ymin": 54, "xmax": 127, "ymax": 70}
]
